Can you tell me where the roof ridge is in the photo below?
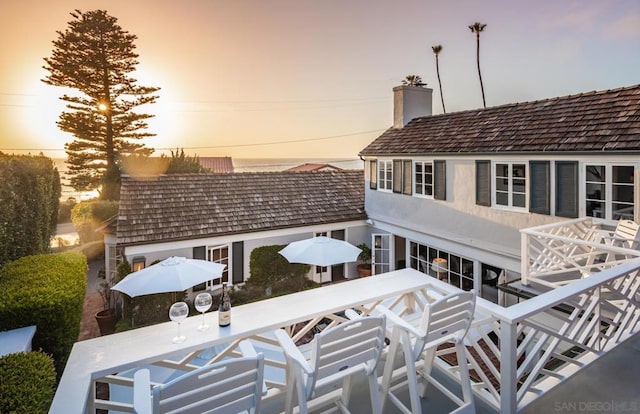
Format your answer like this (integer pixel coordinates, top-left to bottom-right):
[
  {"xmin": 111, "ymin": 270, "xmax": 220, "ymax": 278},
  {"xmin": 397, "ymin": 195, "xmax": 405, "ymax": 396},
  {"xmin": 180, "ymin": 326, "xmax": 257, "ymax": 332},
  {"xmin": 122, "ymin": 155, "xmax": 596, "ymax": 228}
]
[{"xmin": 409, "ymin": 83, "xmax": 640, "ymax": 122}]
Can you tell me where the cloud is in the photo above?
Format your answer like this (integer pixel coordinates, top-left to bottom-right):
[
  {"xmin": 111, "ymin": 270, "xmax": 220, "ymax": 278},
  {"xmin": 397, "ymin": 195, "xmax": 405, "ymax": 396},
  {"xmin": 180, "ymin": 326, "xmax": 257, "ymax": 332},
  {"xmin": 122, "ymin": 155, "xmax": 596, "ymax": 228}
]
[
  {"xmin": 551, "ymin": 2, "xmax": 608, "ymax": 30},
  {"xmin": 605, "ymin": 12, "xmax": 640, "ymax": 39}
]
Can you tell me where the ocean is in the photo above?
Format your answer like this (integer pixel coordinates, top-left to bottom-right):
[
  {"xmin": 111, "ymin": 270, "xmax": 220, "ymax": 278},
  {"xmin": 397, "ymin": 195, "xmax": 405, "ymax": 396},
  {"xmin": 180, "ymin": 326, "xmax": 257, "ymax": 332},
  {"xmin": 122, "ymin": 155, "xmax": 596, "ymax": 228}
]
[{"xmin": 54, "ymin": 157, "xmax": 363, "ymax": 200}]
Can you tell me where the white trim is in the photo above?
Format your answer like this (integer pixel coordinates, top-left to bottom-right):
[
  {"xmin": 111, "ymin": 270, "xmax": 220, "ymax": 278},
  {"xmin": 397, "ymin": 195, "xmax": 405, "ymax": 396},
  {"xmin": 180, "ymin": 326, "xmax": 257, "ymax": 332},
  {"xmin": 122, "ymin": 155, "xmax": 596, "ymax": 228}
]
[
  {"xmin": 413, "ymin": 160, "xmax": 434, "ymax": 199},
  {"xmin": 492, "ymin": 161, "xmax": 528, "ymax": 212},
  {"xmin": 377, "ymin": 160, "xmax": 393, "ymax": 192},
  {"xmin": 123, "ymin": 220, "xmax": 367, "ymax": 256}
]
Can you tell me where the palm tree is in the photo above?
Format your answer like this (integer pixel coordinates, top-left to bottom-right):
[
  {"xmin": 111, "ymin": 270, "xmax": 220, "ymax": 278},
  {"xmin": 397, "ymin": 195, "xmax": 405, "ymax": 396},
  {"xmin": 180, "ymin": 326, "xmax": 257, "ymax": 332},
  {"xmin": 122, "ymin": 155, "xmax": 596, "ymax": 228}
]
[
  {"xmin": 431, "ymin": 45, "xmax": 446, "ymax": 113},
  {"xmin": 468, "ymin": 22, "xmax": 487, "ymax": 108},
  {"xmin": 401, "ymin": 74, "xmax": 426, "ymax": 87}
]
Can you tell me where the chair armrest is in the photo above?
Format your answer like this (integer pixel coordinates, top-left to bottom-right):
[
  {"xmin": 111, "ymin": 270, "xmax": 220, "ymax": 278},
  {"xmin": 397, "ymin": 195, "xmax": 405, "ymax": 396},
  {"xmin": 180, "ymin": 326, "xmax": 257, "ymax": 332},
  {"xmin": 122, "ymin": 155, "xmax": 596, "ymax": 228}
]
[
  {"xmin": 344, "ymin": 308, "xmax": 361, "ymax": 320},
  {"xmin": 133, "ymin": 369, "xmax": 152, "ymax": 414},
  {"xmin": 374, "ymin": 305, "xmax": 422, "ymax": 338},
  {"xmin": 238, "ymin": 339, "xmax": 257, "ymax": 358},
  {"xmin": 274, "ymin": 329, "xmax": 313, "ymax": 375}
]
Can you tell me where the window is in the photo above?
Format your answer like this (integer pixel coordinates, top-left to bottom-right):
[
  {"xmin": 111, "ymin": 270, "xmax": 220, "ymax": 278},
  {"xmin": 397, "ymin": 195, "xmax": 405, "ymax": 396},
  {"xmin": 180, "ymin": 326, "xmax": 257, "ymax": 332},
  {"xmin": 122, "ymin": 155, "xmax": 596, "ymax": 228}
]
[
  {"xmin": 378, "ymin": 160, "xmax": 392, "ymax": 191},
  {"xmin": 369, "ymin": 160, "xmax": 377, "ymax": 190},
  {"xmin": 494, "ymin": 162, "xmax": 527, "ymax": 209},
  {"xmin": 207, "ymin": 245, "xmax": 229, "ymax": 287},
  {"xmin": 409, "ymin": 241, "xmax": 474, "ymax": 291},
  {"xmin": 586, "ymin": 164, "xmax": 635, "ymax": 221},
  {"xmin": 476, "ymin": 160, "xmax": 491, "ymax": 206},
  {"xmin": 315, "ymin": 232, "xmax": 328, "ymax": 274},
  {"xmin": 132, "ymin": 257, "xmax": 146, "ymax": 272},
  {"xmin": 415, "ymin": 161, "xmax": 433, "ymax": 197}
]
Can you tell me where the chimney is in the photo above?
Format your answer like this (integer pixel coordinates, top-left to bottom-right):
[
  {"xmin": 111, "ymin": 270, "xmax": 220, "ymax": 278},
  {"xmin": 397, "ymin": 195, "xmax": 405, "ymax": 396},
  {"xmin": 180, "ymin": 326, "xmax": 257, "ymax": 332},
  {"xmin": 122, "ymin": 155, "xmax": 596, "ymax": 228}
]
[{"xmin": 393, "ymin": 85, "xmax": 433, "ymax": 128}]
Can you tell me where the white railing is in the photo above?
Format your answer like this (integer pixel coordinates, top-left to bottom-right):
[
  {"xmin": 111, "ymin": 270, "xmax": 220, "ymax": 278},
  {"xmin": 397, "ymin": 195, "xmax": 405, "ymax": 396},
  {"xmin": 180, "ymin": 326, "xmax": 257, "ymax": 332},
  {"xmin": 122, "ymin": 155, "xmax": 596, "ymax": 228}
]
[
  {"xmin": 457, "ymin": 258, "xmax": 640, "ymax": 412},
  {"xmin": 50, "ymin": 264, "xmax": 640, "ymax": 413},
  {"xmin": 520, "ymin": 218, "xmax": 640, "ymax": 287}
]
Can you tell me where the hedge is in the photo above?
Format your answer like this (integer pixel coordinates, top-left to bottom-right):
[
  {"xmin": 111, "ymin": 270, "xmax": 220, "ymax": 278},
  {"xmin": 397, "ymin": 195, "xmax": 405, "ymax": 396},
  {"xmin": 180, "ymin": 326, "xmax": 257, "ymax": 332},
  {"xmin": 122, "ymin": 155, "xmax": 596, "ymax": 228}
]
[
  {"xmin": 248, "ymin": 245, "xmax": 310, "ymax": 288},
  {"xmin": 0, "ymin": 252, "xmax": 87, "ymax": 375},
  {"xmin": 0, "ymin": 351, "xmax": 56, "ymax": 413},
  {"xmin": 0, "ymin": 154, "xmax": 61, "ymax": 266}
]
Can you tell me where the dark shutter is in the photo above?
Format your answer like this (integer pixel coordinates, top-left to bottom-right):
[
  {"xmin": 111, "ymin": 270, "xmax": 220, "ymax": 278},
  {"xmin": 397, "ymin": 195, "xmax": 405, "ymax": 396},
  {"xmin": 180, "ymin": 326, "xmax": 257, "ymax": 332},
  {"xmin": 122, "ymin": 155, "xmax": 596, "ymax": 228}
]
[
  {"xmin": 232, "ymin": 241, "xmax": 244, "ymax": 284},
  {"xmin": 192, "ymin": 246, "xmax": 206, "ymax": 291},
  {"xmin": 529, "ymin": 161, "xmax": 550, "ymax": 215},
  {"xmin": 476, "ymin": 160, "xmax": 491, "ymax": 206},
  {"xmin": 392, "ymin": 160, "xmax": 403, "ymax": 193},
  {"xmin": 434, "ymin": 160, "xmax": 446, "ymax": 200},
  {"xmin": 369, "ymin": 160, "xmax": 377, "ymax": 190},
  {"xmin": 556, "ymin": 161, "xmax": 579, "ymax": 218},
  {"xmin": 403, "ymin": 160, "xmax": 412, "ymax": 195}
]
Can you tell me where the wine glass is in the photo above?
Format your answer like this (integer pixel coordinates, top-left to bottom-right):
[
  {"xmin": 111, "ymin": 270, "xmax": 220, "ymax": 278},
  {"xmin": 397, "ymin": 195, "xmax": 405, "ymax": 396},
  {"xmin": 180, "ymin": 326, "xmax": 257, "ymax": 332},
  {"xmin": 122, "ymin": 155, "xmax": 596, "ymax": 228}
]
[
  {"xmin": 169, "ymin": 302, "xmax": 189, "ymax": 344},
  {"xmin": 194, "ymin": 292, "xmax": 212, "ymax": 332}
]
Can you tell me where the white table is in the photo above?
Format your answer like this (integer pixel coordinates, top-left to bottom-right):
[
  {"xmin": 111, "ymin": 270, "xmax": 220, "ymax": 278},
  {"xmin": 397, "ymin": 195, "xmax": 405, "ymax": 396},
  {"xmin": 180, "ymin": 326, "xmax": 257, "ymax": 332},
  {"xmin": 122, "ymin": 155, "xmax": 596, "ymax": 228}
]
[
  {"xmin": 50, "ymin": 268, "xmax": 433, "ymax": 413},
  {"xmin": 0, "ymin": 325, "xmax": 36, "ymax": 357}
]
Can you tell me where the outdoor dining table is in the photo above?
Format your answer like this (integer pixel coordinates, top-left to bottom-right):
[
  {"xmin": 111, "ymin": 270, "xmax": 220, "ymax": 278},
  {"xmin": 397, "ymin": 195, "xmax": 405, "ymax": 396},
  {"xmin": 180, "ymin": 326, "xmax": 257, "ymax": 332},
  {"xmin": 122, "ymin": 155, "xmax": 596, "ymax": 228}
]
[{"xmin": 50, "ymin": 267, "xmax": 436, "ymax": 413}]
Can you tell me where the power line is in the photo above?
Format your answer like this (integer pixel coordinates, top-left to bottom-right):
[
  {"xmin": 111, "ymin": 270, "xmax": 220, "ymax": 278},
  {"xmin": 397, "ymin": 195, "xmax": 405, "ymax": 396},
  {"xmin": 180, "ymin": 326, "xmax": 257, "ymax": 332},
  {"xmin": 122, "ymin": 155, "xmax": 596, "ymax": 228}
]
[{"xmin": 0, "ymin": 128, "xmax": 386, "ymax": 152}]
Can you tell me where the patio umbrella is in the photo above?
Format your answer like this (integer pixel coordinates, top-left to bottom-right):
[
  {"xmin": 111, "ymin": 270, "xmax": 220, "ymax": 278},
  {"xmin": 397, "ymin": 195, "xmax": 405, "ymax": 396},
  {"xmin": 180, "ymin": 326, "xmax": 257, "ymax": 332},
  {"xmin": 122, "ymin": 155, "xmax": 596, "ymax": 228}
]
[
  {"xmin": 279, "ymin": 236, "xmax": 362, "ymax": 267},
  {"xmin": 111, "ymin": 256, "xmax": 226, "ymax": 298}
]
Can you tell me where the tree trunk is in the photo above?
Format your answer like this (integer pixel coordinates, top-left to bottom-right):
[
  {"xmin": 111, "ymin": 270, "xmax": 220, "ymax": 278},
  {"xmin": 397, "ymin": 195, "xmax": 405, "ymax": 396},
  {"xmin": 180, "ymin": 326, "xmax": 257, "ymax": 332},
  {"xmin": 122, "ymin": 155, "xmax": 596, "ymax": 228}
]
[
  {"xmin": 435, "ymin": 55, "xmax": 446, "ymax": 113},
  {"xmin": 476, "ymin": 34, "xmax": 486, "ymax": 108}
]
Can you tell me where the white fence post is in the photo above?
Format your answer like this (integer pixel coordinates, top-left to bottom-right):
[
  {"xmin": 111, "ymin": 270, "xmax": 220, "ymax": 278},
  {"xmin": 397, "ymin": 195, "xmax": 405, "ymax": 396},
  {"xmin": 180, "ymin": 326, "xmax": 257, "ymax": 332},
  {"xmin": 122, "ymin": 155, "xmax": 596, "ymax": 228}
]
[
  {"xmin": 500, "ymin": 319, "xmax": 518, "ymax": 413},
  {"xmin": 521, "ymin": 231, "xmax": 530, "ymax": 285}
]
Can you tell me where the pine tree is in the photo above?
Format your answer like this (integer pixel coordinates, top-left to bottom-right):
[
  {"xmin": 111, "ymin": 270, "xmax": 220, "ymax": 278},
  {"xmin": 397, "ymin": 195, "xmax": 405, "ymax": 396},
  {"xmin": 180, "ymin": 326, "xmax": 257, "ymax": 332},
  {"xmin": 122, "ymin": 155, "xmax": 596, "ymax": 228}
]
[{"xmin": 43, "ymin": 9, "xmax": 160, "ymax": 200}]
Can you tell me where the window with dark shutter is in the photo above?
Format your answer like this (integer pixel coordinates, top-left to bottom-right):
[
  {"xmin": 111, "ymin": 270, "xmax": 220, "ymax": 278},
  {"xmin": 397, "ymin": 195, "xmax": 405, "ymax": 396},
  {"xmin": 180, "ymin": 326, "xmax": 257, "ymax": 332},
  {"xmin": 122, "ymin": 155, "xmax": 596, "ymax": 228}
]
[
  {"xmin": 393, "ymin": 160, "xmax": 403, "ymax": 193},
  {"xmin": 476, "ymin": 160, "xmax": 491, "ymax": 206},
  {"xmin": 232, "ymin": 241, "xmax": 244, "ymax": 284},
  {"xmin": 434, "ymin": 160, "xmax": 446, "ymax": 200},
  {"xmin": 556, "ymin": 161, "xmax": 578, "ymax": 218},
  {"xmin": 369, "ymin": 160, "xmax": 377, "ymax": 190},
  {"xmin": 530, "ymin": 161, "xmax": 550, "ymax": 215},
  {"xmin": 192, "ymin": 246, "xmax": 206, "ymax": 291},
  {"xmin": 403, "ymin": 160, "xmax": 412, "ymax": 195}
]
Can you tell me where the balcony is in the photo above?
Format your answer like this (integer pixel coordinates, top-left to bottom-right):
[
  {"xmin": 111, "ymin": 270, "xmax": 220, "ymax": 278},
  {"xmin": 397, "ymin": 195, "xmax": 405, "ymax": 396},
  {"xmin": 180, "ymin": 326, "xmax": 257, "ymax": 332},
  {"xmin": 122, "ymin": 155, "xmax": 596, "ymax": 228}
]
[{"xmin": 50, "ymin": 220, "xmax": 640, "ymax": 413}]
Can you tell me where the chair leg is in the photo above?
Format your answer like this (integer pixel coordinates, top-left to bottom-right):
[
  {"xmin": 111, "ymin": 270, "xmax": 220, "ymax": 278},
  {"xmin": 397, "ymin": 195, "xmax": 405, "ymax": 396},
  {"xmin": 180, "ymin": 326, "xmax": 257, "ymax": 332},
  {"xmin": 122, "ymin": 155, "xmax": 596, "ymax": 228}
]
[
  {"xmin": 401, "ymin": 334, "xmax": 422, "ymax": 414},
  {"xmin": 296, "ymin": 371, "xmax": 309, "ymax": 414},
  {"xmin": 367, "ymin": 370, "xmax": 382, "ymax": 414},
  {"xmin": 380, "ymin": 329, "xmax": 401, "ymax": 411},
  {"xmin": 418, "ymin": 347, "xmax": 436, "ymax": 398},
  {"xmin": 284, "ymin": 368, "xmax": 297, "ymax": 414},
  {"xmin": 455, "ymin": 342, "xmax": 475, "ymax": 410},
  {"xmin": 340, "ymin": 374, "xmax": 353, "ymax": 409}
]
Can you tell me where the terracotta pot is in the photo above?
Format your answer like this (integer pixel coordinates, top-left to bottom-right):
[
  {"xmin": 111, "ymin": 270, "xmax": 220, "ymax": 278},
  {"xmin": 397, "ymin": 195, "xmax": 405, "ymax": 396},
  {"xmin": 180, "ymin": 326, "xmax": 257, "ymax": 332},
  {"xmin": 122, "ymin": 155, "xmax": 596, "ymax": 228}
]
[
  {"xmin": 95, "ymin": 308, "xmax": 117, "ymax": 336},
  {"xmin": 357, "ymin": 264, "xmax": 372, "ymax": 278}
]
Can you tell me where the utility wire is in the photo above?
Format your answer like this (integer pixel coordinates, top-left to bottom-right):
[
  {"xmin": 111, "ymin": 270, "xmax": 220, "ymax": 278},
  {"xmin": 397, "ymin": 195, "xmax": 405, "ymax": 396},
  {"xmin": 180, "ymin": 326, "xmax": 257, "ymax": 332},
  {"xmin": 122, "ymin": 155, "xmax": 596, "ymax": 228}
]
[{"xmin": 0, "ymin": 128, "xmax": 385, "ymax": 152}]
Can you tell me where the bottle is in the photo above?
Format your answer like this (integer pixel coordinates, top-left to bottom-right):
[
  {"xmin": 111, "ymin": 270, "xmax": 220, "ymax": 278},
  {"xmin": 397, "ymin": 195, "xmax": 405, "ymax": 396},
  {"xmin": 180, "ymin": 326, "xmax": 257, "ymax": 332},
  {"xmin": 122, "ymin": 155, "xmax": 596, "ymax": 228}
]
[{"xmin": 218, "ymin": 282, "xmax": 231, "ymax": 327}]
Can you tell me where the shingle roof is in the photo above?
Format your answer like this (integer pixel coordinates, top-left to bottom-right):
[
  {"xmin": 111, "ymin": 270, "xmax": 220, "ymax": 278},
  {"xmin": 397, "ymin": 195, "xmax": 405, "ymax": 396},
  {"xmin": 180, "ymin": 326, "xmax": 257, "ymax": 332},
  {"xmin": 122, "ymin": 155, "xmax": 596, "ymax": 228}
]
[
  {"xmin": 198, "ymin": 157, "xmax": 234, "ymax": 173},
  {"xmin": 116, "ymin": 171, "xmax": 365, "ymax": 246},
  {"xmin": 360, "ymin": 84, "xmax": 640, "ymax": 156},
  {"xmin": 286, "ymin": 163, "xmax": 343, "ymax": 172}
]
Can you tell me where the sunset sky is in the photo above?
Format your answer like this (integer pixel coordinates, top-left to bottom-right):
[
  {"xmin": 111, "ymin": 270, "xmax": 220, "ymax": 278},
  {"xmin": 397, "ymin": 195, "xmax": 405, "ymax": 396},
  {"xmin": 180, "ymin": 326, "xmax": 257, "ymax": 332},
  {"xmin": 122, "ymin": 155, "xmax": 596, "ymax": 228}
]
[{"xmin": 1, "ymin": 0, "xmax": 638, "ymax": 159}]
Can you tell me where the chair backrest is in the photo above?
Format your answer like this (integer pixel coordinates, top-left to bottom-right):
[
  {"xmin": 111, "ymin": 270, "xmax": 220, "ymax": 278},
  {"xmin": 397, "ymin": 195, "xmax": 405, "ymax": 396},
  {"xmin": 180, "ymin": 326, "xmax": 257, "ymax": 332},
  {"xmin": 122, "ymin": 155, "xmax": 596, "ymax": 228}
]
[
  {"xmin": 152, "ymin": 353, "xmax": 264, "ymax": 414},
  {"xmin": 306, "ymin": 316, "xmax": 386, "ymax": 396},
  {"xmin": 615, "ymin": 220, "xmax": 640, "ymax": 248},
  {"xmin": 418, "ymin": 291, "xmax": 476, "ymax": 349}
]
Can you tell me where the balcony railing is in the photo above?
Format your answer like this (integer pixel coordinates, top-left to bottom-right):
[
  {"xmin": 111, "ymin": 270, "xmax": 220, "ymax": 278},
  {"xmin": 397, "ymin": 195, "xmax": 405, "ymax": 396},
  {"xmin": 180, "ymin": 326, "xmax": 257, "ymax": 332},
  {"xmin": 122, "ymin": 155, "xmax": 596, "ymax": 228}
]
[
  {"xmin": 520, "ymin": 217, "xmax": 640, "ymax": 288},
  {"xmin": 50, "ymin": 261, "xmax": 640, "ymax": 413}
]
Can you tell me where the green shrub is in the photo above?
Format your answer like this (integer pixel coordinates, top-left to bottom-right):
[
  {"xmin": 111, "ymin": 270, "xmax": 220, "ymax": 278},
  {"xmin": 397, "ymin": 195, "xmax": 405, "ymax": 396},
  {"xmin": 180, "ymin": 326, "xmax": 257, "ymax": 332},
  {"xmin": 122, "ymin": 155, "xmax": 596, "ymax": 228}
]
[
  {"xmin": 57, "ymin": 197, "xmax": 77, "ymax": 224},
  {"xmin": 71, "ymin": 200, "xmax": 118, "ymax": 244},
  {"xmin": 248, "ymin": 245, "xmax": 310, "ymax": 288},
  {"xmin": 0, "ymin": 252, "xmax": 87, "ymax": 375},
  {"xmin": 0, "ymin": 351, "xmax": 56, "ymax": 413},
  {"xmin": 0, "ymin": 154, "xmax": 61, "ymax": 266}
]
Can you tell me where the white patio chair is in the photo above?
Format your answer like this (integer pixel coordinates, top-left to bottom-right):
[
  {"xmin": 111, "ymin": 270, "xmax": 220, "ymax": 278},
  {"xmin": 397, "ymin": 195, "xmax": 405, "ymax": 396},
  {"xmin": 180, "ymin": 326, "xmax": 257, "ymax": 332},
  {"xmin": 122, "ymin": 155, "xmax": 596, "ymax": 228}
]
[
  {"xmin": 133, "ymin": 340, "xmax": 264, "ymax": 414},
  {"xmin": 274, "ymin": 314, "xmax": 387, "ymax": 414},
  {"xmin": 376, "ymin": 291, "xmax": 476, "ymax": 414},
  {"xmin": 584, "ymin": 219, "xmax": 640, "ymax": 273}
]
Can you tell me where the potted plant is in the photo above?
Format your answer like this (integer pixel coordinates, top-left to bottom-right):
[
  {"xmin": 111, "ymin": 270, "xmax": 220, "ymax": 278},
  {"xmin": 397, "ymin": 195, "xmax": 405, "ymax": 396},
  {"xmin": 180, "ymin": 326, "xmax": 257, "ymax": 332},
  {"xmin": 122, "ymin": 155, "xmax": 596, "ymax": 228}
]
[
  {"xmin": 96, "ymin": 279, "xmax": 118, "ymax": 335},
  {"xmin": 356, "ymin": 243, "xmax": 372, "ymax": 278}
]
